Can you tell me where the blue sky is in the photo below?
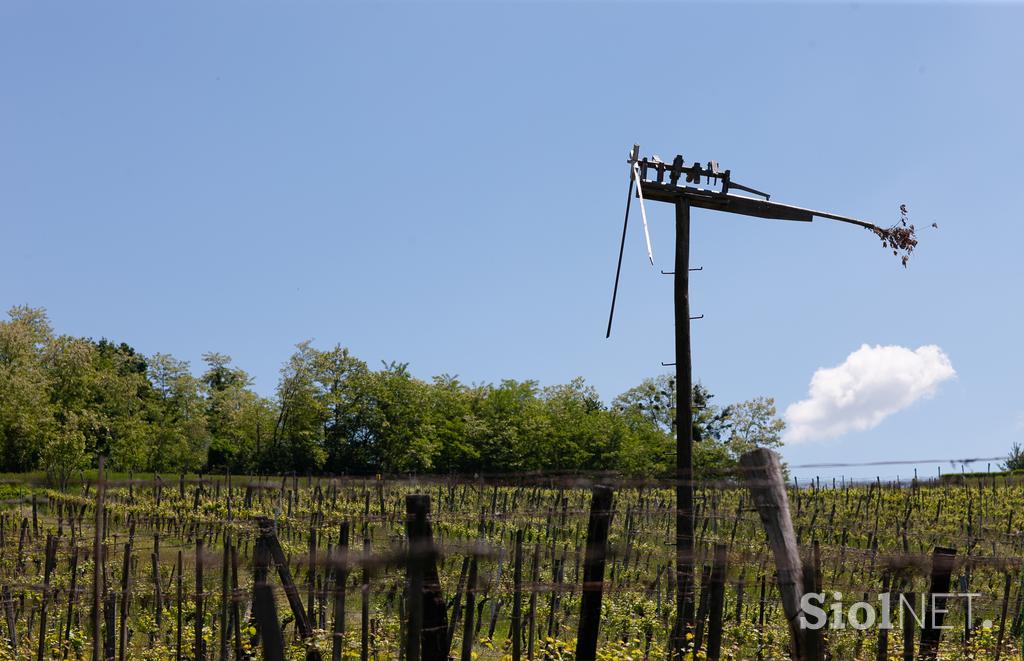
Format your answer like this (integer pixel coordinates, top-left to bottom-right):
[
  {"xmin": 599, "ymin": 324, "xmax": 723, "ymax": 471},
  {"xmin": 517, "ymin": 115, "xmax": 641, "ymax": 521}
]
[{"xmin": 2, "ymin": 2, "xmax": 1022, "ymax": 480}]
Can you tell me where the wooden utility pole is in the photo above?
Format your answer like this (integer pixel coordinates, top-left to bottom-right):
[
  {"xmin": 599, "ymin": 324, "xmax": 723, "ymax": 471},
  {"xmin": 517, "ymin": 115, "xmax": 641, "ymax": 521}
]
[
  {"xmin": 608, "ymin": 147, "xmax": 904, "ymax": 657},
  {"xmin": 673, "ymin": 200, "xmax": 696, "ymax": 656}
]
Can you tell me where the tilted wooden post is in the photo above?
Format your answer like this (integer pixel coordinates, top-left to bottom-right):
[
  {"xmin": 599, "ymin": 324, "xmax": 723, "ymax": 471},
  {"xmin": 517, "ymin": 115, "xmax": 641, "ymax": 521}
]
[
  {"xmin": 739, "ymin": 449, "xmax": 806, "ymax": 660},
  {"xmin": 255, "ymin": 517, "xmax": 324, "ymax": 661},
  {"xmin": 575, "ymin": 486, "xmax": 614, "ymax": 661}
]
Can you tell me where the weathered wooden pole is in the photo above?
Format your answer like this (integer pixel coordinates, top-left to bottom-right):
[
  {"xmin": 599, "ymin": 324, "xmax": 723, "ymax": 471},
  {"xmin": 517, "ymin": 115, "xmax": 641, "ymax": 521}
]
[
  {"xmin": 230, "ymin": 545, "xmax": 243, "ymax": 661},
  {"xmin": 196, "ymin": 538, "xmax": 205, "ymax": 661},
  {"xmin": 994, "ymin": 571, "xmax": 1012, "ymax": 661},
  {"xmin": 117, "ymin": 540, "xmax": 131, "ymax": 661},
  {"xmin": 460, "ymin": 555, "xmax": 478, "ymax": 661},
  {"xmin": 875, "ymin": 571, "xmax": 892, "ymax": 661},
  {"xmin": 512, "ymin": 530, "xmax": 524, "ymax": 661},
  {"xmin": 219, "ymin": 535, "xmax": 230, "ymax": 661},
  {"xmin": 252, "ymin": 583, "xmax": 286, "ymax": 661},
  {"xmin": 331, "ymin": 521, "xmax": 350, "ymax": 661},
  {"xmin": 575, "ymin": 486, "xmax": 614, "ymax": 661},
  {"xmin": 65, "ymin": 544, "xmax": 80, "ymax": 656},
  {"xmin": 176, "ymin": 550, "xmax": 183, "ymax": 661},
  {"xmin": 37, "ymin": 534, "xmax": 57, "ymax": 661},
  {"xmin": 527, "ymin": 544, "xmax": 540, "ymax": 660},
  {"xmin": 258, "ymin": 518, "xmax": 318, "ymax": 644},
  {"xmin": 672, "ymin": 199, "xmax": 697, "ymax": 658},
  {"xmin": 800, "ymin": 557, "xmax": 824, "ymax": 661},
  {"xmin": 2, "ymin": 585, "xmax": 16, "ymax": 650},
  {"xmin": 92, "ymin": 457, "xmax": 105, "ymax": 661},
  {"xmin": 902, "ymin": 592, "xmax": 915, "ymax": 661},
  {"xmin": 445, "ymin": 558, "xmax": 470, "ymax": 653},
  {"xmin": 151, "ymin": 534, "xmax": 161, "ymax": 642},
  {"xmin": 739, "ymin": 448, "xmax": 806, "ymax": 659},
  {"xmin": 706, "ymin": 543, "xmax": 728, "ymax": 661},
  {"xmin": 361, "ymin": 532, "xmax": 370, "ymax": 661},
  {"xmin": 918, "ymin": 547, "xmax": 956, "ymax": 661},
  {"xmin": 405, "ymin": 495, "xmax": 448, "ymax": 661}
]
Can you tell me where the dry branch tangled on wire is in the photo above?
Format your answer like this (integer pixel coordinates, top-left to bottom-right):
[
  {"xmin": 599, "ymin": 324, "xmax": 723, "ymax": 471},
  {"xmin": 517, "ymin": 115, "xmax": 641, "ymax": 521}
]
[{"xmin": 871, "ymin": 204, "xmax": 919, "ymax": 267}]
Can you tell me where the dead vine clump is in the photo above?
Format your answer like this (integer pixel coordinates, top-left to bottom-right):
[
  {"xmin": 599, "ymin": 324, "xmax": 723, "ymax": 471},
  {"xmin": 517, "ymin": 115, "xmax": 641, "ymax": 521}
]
[{"xmin": 871, "ymin": 204, "xmax": 918, "ymax": 267}]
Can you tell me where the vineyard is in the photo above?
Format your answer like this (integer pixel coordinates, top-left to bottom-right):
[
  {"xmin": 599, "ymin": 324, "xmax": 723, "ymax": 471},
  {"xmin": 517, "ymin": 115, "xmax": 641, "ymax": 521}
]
[{"xmin": 0, "ymin": 459, "xmax": 1022, "ymax": 661}]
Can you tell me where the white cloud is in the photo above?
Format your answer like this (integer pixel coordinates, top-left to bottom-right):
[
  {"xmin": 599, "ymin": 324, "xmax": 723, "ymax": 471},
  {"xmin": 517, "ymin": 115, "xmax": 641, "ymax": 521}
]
[{"xmin": 784, "ymin": 344, "xmax": 955, "ymax": 444}]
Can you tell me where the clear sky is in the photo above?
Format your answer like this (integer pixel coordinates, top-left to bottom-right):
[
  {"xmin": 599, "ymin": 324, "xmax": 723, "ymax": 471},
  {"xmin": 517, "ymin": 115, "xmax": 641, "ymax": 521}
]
[{"xmin": 3, "ymin": 2, "xmax": 1022, "ymax": 480}]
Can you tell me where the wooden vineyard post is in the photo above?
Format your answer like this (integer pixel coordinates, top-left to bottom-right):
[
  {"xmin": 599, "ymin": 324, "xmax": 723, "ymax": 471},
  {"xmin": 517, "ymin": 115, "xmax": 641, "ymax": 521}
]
[
  {"xmin": 307, "ymin": 522, "xmax": 317, "ymax": 627},
  {"xmin": 176, "ymin": 550, "xmax": 183, "ymax": 661},
  {"xmin": 693, "ymin": 565, "xmax": 712, "ymax": 654},
  {"xmin": 404, "ymin": 494, "xmax": 448, "ymax": 661},
  {"xmin": 735, "ymin": 570, "xmax": 745, "ymax": 626},
  {"xmin": 332, "ymin": 521, "xmax": 350, "ymax": 661},
  {"xmin": 196, "ymin": 538, "xmax": 205, "ymax": 661},
  {"xmin": 994, "ymin": 571, "xmax": 1012, "ymax": 661},
  {"xmin": 230, "ymin": 545, "xmax": 243, "ymax": 661},
  {"xmin": 407, "ymin": 509, "xmax": 423, "ymax": 661},
  {"xmin": 219, "ymin": 534, "xmax": 230, "ymax": 661},
  {"xmin": 575, "ymin": 486, "xmax": 614, "ymax": 661},
  {"xmin": 257, "ymin": 518, "xmax": 320, "ymax": 642},
  {"xmin": 528, "ymin": 544, "xmax": 540, "ymax": 661},
  {"xmin": 460, "ymin": 555, "xmax": 478, "ymax": 661},
  {"xmin": 2, "ymin": 585, "xmax": 15, "ymax": 651},
  {"xmin": 444, "ymin": 557, "xmax": 470, "ymax": 654},
  {"xmin": 104, "ymin": 588, "xmax": 116, "ymax": 661},
  {"xmin": 706, "ymin": 543, "xmax": 728, "ymax": 661},
  {"xmin": 361, "ymin": 532, "xmax": 371, "ymax": 661},
  {"xmin": 151, "ymin": 534, "xmax": 161, "ymax": 644},
  {"xmin": 800, "ymin": 554, "xmax": 824, "ymax": 661},
  {"xmin": 1012, "ymin": 568, "xmax": 1024, "ymax": 639},
  {"xmin": 512, "ymin": 530, "xmax": 524, "ymax": 661},
  {"xmin": 253, "ymin": 583, "xmax": 286, "ymax": 661},
  {"xmin": 875, "ymin": 571, "xmax": 892, "ymax": 661},
  {"xmin": 117, "ymin": 540, "xmax": 132, "ymax": 661},
  {"xmin": 739, "ymin": 449, "xmax": 807, "ymax": 660},
  {"xmin": 902, "ymin": 592, "xmax": 915, "ymax": 661},
  {"xmin": 92, "ymin": 457, "xmax": 105, "ymax": 661},
  {"xmin": 918, "ymin": 547, "xmax": 956, "ymax": 661},
  {"xmin": 37, "ymin": 534, "xmax": 58, "ymax": 661}
]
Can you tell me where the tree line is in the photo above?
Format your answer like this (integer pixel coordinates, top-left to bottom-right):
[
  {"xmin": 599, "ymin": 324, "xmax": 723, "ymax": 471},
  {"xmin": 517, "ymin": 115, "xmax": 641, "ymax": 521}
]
[{"xmin": 0, "ymin": 306, "xmax": 785, "ymax": 483}]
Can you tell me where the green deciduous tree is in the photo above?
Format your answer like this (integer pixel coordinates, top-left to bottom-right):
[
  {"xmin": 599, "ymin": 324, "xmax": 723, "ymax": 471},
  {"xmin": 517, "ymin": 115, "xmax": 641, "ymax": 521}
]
[
  {"xmin": 0, "ymin": 306, "xmax": 54, "ymax": 471},
  {"xmin": 1002, "ymin": 442, "xmax": 1024, "ymax": 472},
  {"xmin": 149, "ymin": 353, "xmax": 209, "ymax": 472},
  {"xmin": 0, "ymin": 309, "xmax": 790, "ymax": 480},
  {"xmin": 726, "ymin": 396, "xmax": 785, "ymax": 457}
]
